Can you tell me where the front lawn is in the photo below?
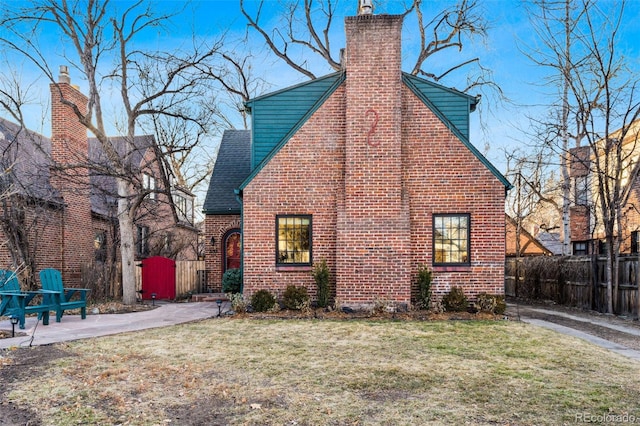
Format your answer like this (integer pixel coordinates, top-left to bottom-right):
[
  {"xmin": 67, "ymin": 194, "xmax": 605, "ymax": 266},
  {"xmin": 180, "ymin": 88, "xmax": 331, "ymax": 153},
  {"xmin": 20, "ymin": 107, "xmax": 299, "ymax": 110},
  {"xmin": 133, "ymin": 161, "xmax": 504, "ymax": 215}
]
[{"xmin": 2, "ymin": 318, "xmax": 639, "ymax": 425}]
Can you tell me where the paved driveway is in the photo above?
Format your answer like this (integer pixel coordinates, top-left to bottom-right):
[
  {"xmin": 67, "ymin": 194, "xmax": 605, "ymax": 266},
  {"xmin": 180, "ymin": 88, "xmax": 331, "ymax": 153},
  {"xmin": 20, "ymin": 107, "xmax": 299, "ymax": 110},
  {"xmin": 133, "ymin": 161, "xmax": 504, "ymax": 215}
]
[{"xmin": 507, "ymin": 300, "xmax": 640, "ymax": 361}]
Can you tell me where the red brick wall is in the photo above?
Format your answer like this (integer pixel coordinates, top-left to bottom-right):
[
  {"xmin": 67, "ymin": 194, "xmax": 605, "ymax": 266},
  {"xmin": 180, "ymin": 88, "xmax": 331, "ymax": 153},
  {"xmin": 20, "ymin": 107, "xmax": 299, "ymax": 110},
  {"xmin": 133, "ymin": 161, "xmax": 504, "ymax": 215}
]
[
  {"xmin": 205, "ymin": 214, "xmax": 241, "ymax": 291},
  {"xmin": 134, "ymin": 149, "xmax": 199, "ymax": 261},
  {"xmin": 49, "ymin": 80, "xmax": 92, "ymax": 287},
  {"xmin": 0, "ymin": 205, "xmax": 64, "ymax": 285},
  {"xmin": 402, "ymin": 88, "xmax": 506, "ymax": 301},
  {"xmin": 241, "ymin": 14, "xmax": 506, "ymax": 307},
  {"xmin": 336, "ymin": 14, "xmax": 412, "ymax": 306},
  {"xmin": 242, "ymin": 87, "xmax": 345, "ymax": 301}
]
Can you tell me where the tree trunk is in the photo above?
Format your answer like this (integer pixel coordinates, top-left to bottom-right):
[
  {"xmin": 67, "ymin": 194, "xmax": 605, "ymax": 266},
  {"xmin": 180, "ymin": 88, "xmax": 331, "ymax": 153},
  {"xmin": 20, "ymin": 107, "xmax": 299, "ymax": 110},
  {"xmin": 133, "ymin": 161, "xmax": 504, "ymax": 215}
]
[
  {"xmin": 117, "ymin": 178, "xmax": 137, "ymax": 305},
  {"xmin": 606, "ymin": 251, "xmax": 614, "ymax": 314}
]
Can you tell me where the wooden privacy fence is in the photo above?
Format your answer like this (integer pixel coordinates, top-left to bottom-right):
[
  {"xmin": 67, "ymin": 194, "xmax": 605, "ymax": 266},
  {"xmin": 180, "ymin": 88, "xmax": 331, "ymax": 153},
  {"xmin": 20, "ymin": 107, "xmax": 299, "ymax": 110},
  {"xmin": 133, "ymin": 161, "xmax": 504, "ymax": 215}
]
[
  {"xmin": 81, "ymin": 260, "xmax": 206, "ymax": 301},
  {"xmin": 135, "ymin": 260, "xmax": 206, "ymax": 298},
  {"xmin": 505, "ymin": 256, "xmax": 640, "ymax": 316}
]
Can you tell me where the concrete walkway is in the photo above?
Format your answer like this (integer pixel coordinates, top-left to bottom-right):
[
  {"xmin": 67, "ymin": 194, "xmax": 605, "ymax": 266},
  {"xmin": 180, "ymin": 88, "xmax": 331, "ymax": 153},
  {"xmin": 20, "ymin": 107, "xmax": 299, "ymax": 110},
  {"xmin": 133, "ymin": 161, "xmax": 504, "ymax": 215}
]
[
  {"xmin": 0, "ymin": 301, "xmax": 229, "ymax": 349},
  {"xmin": 510, "ymin": 304, "xmax": 640, "ymax": 361}
]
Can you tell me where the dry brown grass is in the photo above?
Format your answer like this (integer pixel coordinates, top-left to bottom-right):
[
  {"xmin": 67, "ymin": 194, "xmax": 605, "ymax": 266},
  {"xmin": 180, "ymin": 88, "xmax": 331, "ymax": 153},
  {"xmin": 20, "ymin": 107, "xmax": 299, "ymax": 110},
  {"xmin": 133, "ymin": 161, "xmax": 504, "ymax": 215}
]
[{"xmin": 3, "ymin": 318, "xmax": 640, "ymax": 425}]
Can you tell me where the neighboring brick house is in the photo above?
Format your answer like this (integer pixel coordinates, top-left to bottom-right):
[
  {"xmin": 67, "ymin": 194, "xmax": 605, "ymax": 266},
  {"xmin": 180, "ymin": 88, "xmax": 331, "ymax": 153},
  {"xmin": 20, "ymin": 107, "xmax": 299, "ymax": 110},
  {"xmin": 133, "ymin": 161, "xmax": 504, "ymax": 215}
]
[
  {"xmin": 0, "ymin": 68, "xmax": 198, "ymax": 290},
  {"xmin": 204, "ymin": 12, "xmax": 511, "ymax": 307},
  {"xmin": 202, "ymin": 130, "xmax": 251, "ymax": 290},
  {"xmin": 569, "ymin": 120, "xmax": 640, "ymax": 255},
  {"xmin": 505, "ymin": 215, "xmax": 554, "ymax": 257}
]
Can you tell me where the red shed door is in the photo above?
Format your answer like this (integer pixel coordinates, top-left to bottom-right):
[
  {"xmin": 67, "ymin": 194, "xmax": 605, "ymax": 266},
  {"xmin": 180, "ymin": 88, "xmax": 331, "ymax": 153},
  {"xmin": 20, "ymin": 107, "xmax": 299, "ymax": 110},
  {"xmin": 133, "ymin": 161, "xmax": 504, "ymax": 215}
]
[
  {"xmin": 141, "ymin": 256, "xmax": 176, "ymax": 300},
  {"xmin": 224, "ymin": 231, "xmax": 241, "ymax": 272}
]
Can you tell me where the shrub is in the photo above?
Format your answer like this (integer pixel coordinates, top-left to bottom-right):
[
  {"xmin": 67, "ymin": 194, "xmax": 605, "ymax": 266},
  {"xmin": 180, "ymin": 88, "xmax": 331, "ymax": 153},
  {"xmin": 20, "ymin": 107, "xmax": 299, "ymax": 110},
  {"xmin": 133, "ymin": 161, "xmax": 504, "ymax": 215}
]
[
  {"xmin": 494, "ymin": 295, "xmax": 507, "ymax": 315},
  {"xmin": 228, "ymin": 293, "xmax": 247, "ymax": 314},
  {"xmin": 476, "ymin": 293, "xmax": 507, "ymax": 315},
  {"xmin": 250, "ymin": 290, "xmax": 276, "ymax": 312},
  {"xmin": 222, "ymin": 268, "xmax": 242, "ymax": 294},
  {"xmin": 416, "ymin": 264, "xmax": 432, "ymax": 310},
  {"xmin": 282, "ymin": 285, "xmax": 309, "ymax": 310},
  {"xmin": 442, "ymin": 286, "xmax": 468, "ymax": 312},
  {"xmin": 313, "ymin": 259, "xmax": 331, "ymax": 308}
]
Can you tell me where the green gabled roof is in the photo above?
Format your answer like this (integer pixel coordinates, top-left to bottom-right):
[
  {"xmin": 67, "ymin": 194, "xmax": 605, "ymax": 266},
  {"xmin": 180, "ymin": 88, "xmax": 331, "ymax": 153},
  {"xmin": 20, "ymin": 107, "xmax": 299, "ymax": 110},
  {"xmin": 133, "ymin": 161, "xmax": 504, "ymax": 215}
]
[
  {"xmin": 240, "ymin": 70, "xmax": 511, "ymax": 191},
  {"xmin": 403, "ymin": 73, "xmax": 512, "ymax": 190},
  {"xmin": 402, "ymin": 73, "xmax": 477, "ymax": 141},
  {"xmin": 244, "ymin": 72, "xmax": 345, "ymax": 171},
  {"xmin": 240, "ymin": 71, "xmax": 345, "ymax": 190}
]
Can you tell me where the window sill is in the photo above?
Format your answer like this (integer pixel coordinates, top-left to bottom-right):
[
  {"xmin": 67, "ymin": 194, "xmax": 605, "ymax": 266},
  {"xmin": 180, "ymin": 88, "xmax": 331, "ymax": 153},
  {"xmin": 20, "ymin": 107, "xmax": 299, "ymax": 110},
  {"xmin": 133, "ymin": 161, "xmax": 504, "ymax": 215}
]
[
  {"xmin": 433, "ymin": 265, "xmax": 471, "ymax": 273},
  {"xmin": 276, "ymin": 265, "xmax": 312, "ymax": 272}
]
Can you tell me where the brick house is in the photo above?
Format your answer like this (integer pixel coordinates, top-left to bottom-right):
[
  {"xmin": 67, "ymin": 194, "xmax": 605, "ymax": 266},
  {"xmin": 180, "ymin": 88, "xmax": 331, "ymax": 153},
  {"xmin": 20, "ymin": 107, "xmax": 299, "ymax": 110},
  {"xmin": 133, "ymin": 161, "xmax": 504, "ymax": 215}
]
[
  {"xmin": 202, "ymin": 129, "xmax": 250, "ymax": 290},
  {"xmin": 204, "ymin": 12, "xmax": 510, "ymax": 307},
  {"xmin": 569, "ymin": 119, "xmax": 640, "ymax": 255},
  {"xmin": 0, "ymin": 67, "xmax": 198, "ymax": 290}
]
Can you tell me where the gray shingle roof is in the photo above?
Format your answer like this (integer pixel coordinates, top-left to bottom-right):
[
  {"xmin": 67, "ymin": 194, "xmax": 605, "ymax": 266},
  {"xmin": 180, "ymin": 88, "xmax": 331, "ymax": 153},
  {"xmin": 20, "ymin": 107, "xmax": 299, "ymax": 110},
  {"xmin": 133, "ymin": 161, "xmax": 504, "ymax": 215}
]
[
  {"xmin": 0, "ymin": 117, "xmax": 62, "ymax": 204},
  {"xmin": 203, "ymin": 130, "xmax": 251, "ymax": 215},
  {"xmin": 0, "ymin": 116, "xmax": 156, "ymax": 216},
  {"xmin": 88, "ymin": 135, "xmax": 154, "ymax": 217}
]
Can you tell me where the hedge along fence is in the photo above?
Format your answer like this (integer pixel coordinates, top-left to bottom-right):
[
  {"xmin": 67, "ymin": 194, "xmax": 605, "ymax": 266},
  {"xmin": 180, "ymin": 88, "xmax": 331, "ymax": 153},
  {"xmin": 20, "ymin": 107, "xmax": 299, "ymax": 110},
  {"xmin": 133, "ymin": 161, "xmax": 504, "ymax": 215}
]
[{"xmin": 505, "ymin": 256, "xmax": 640, "ymax": 317}]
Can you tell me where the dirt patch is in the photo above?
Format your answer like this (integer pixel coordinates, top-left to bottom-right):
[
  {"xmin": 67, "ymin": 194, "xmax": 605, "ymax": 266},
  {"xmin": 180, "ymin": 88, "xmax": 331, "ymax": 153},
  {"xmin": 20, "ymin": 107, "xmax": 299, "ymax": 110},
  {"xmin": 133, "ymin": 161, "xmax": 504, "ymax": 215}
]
[
  {"xmin": 0, "ymin": 345, "xmax": 72, "ymax": 426},
  {"xmin": 234, "ymin": 307, "xmax": 501, "ymax": 322}
]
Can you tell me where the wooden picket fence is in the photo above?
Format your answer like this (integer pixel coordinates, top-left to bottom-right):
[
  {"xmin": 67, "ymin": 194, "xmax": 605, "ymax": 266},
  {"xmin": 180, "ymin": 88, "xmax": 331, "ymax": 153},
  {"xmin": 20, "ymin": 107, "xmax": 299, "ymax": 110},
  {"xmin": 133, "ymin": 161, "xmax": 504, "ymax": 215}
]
[{"xmin": 505, "ymin": 255, "xmax": 640, "ymax": 316}]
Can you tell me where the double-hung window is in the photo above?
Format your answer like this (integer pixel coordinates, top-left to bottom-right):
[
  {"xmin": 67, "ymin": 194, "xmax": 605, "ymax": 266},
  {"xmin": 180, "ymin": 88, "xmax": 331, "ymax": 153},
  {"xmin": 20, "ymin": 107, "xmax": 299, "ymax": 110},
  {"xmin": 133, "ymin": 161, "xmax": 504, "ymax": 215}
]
[
  {"xmin": 143, "ymin": 173, "xmax": 156, "ymax": 200},
  {"xmin": 276, "ymin": 215, "xmax": 312, "ymax": 266},
  {"xmin": 136, "ymin": 225, "xmax": 149, "ymax": 257},
  {"xmin": 433, "ymin": 214, "xmax": 470, "ymax": 266}
]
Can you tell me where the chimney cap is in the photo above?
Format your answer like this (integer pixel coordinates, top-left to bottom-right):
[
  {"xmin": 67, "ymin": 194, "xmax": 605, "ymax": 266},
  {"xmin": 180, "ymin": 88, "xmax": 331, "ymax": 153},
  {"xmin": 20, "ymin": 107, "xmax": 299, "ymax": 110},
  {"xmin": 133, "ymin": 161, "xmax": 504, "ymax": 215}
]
[
  {"xmin": 358, "ymin": 0, "xmax": 373, "ymax": 15},
  {"xmin": 58, "ymin": 65, "xmax": 70, "ymax": 84}
]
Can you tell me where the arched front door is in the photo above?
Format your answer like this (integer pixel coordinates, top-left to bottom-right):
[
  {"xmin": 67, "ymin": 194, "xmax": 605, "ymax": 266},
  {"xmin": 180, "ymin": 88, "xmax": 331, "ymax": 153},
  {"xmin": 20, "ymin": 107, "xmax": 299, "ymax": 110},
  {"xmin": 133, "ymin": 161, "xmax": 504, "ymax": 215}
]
[{"xmin": 223, "ymin": 230, "xmax": 241, "ymax": 272}]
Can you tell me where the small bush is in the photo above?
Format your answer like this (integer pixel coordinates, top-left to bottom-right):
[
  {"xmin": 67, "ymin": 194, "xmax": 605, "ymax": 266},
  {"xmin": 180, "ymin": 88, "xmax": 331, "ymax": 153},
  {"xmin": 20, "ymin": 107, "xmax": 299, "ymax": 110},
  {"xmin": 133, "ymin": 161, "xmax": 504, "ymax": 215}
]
[
  {"xmin": 222, "ymin": 268, "xmax": 242, "ymax": 294},
  {"xmin": 416, "ymin": 264, "xmax": 432, "ymax": 310},
  {"xmin": 282, "ymin": 285, "xmax": 309, "ymax": 310},
  {"xmin": 494, "ymin": 296, "xmax": 507, "ymax": 315},
  {"xmin": 313, "ymin": 259, "xmax": 331, "ymax": 308},
  {"xmin": 250, "ymin": 290, "xmax": 277, "ymax": 312},
  {"xmin": 228, "ymin": 293, "xmax": 247, "ymax": 314},
  {"xmin": 442, "ymin": 286, "xmax": 468, "ymax": 312},
  {"xmin": 475, "ymin": 293, "xmax": 507, "ymax": 315}
]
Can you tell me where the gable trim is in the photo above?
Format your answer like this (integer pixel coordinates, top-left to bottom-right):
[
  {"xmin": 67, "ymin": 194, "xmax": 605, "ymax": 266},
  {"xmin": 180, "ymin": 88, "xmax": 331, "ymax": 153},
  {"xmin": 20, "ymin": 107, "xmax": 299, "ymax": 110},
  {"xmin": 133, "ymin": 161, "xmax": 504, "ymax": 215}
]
[
  {"xmin": 240, "ymin": 72, "xmax": 346, "ymax": 190},
  {"xmin": 402, "ymin": 74, "xmax": 512, "ymax": 190}
]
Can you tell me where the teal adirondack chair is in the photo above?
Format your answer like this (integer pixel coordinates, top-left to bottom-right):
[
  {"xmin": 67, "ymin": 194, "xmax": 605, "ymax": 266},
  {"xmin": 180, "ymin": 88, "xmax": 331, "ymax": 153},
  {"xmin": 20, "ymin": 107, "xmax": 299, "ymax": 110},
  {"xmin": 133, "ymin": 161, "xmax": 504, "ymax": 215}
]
[
  {"xmin": 38, "ymin": 268, "xmax": 90, "ymax": 323},
  {"xmin": 0, "ymin": 270, "xmax": 57, "ymax": 329}
]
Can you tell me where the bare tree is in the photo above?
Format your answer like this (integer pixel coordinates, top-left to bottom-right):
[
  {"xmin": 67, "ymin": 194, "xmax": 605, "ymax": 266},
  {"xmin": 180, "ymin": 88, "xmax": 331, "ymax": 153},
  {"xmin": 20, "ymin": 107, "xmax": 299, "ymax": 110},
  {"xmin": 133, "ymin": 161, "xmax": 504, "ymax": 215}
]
[
  {"xmin": 240, "ymin": 0, "xmax": 496, "ymax": 93},
  {"xmin": 0, "ymin": 69, "xmax": 62, "ymax": 289},
  {"xmin": 0, "ymin": 0, "xmax": 233, "ymax": 304},
  {"xmin": 526, "ymin": 0, "xmax": 640, "ymax": 313},
  {"xmin": 522, "ymin": 0, "xmax": 593, "ymax": 255},
  {"xmin": 146, "ymin": 48, "xmax": 267, "ymax": 201}
]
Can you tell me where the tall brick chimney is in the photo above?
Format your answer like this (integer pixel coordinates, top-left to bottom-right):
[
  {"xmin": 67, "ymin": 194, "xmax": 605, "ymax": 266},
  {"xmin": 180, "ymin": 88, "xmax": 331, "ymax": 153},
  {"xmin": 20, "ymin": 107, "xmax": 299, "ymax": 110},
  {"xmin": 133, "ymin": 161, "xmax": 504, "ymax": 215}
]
[
  {"xmin": 336, "ymin": 14, "xmax": 412, "ymax": 307},
  {"xmin": 50, "ymin": 66, "xmax": 93, "ymax": 286}
]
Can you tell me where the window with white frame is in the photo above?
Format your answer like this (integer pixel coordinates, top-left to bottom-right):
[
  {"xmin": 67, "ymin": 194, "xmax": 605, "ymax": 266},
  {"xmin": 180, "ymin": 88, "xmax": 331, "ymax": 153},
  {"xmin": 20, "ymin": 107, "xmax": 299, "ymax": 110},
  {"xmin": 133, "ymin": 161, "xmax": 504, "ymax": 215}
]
[
  {"xmin": 174, "ymin": 192, "xmax": 193, "ymax": 223},
  {"xmin": 575, "ymin": 175, "xmax": 589, "ymax": 206},
  {"xmin": 143, "ymin": 173, "xmax": 156, "ymax": 200}
]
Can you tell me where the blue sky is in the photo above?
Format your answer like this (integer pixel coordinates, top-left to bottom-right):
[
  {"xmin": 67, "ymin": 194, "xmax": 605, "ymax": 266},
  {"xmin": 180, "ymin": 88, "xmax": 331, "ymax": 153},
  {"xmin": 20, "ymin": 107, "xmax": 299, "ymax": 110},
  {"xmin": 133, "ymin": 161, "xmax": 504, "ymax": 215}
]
[{"xmin": 3, "ymin": 0, "xmax": 640, "ymax": 178}]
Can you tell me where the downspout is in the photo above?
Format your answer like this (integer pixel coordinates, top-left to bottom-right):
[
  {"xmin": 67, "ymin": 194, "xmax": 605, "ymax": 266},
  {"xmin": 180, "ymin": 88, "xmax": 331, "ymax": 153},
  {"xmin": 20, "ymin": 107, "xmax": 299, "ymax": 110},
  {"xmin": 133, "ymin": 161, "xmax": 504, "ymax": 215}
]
[{"xmin": 234, "ymin": 189, "xmax": 244, "ymax": 293}]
